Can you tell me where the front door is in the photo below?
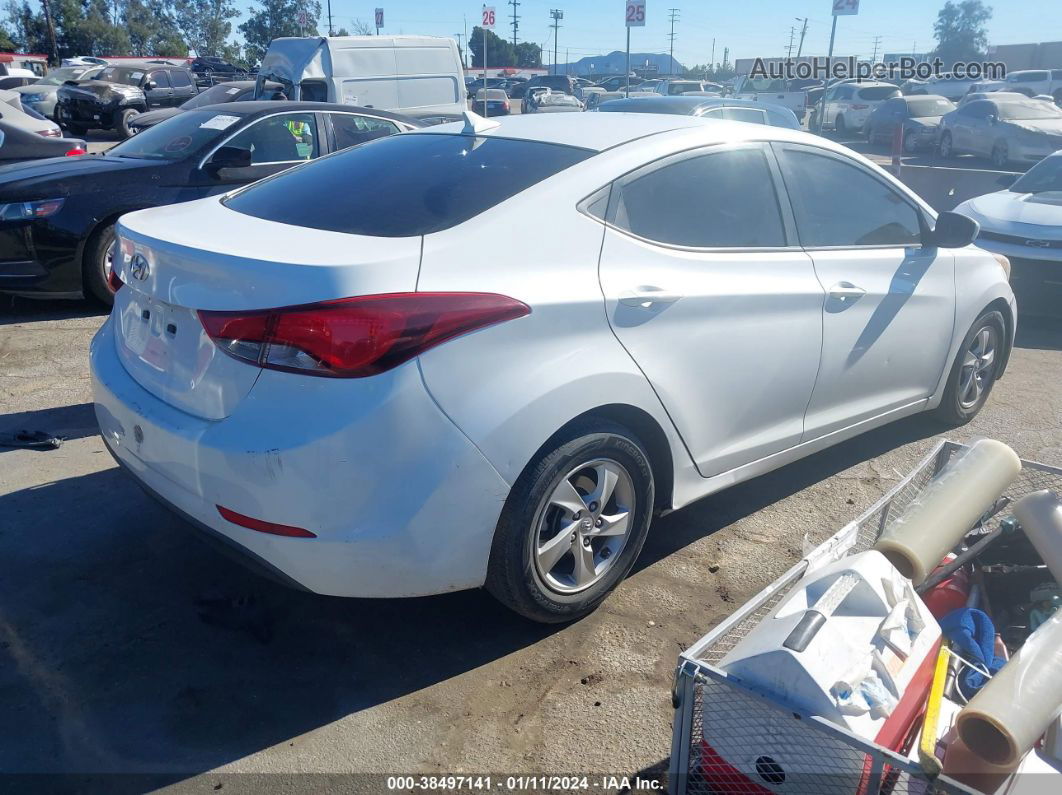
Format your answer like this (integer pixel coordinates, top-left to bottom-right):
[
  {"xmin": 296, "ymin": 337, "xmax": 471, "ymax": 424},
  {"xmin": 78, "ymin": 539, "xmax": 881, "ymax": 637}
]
[
  {"xmin": 596, "ymin": 143, "xmax": 825, "ymax": 477},
  {"xmin": 773, "ymin": 143, "xmax": 956, "ymax": 439}
]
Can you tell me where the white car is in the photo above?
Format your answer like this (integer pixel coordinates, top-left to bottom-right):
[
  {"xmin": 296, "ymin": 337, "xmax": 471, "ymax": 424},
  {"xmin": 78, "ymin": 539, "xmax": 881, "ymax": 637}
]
[
  {"xmin": 820, "ymin": 81, "xmax": 901, "ymax": 134},
  {"xmin": 653, "ymin": 79, "xmax": 711, "ymax": 96},
  {"xmin": 918, "ymin": 73, "xmax": 980, "ymax": 102},
  {"xmin": 938, "ymin": 97, "xmax": 1062, "ymax": 168},
  {"xmin": 91, "ymin": 113, "xmax": 1015, "ymax": 623},
  {"xmin": 970, "ymin": 70, "xmax": 1062, "ymax": 103},
  {"xmin": 954, "ymin": 151, "xmax": 1062, "ymax": 315}
]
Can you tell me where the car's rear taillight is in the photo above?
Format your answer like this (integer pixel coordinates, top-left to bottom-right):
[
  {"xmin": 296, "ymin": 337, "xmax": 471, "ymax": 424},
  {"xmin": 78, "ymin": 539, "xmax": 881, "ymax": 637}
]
[
  {"xmin": 37, "ymin": 128, "xmax": 61, "ymax": 137},
  {"xmin": 198, "ymin": 292, "xmax": 530, "ymax": 378},
  {"xmin": 64, "ymin": 146, "xmax": 86, "ymax": 156},
  {"xmin": 107, "ymin": 268, "xmax": 123, "ymax": 293},
  {"xmin": 217, "ymin": 505, "xmax": 316, "ymax": 538}
]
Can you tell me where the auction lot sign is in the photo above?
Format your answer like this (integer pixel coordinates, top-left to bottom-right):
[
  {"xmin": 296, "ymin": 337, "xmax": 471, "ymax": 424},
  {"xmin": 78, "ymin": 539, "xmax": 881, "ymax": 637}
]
[{"xmin": 833, "ymin": 0, "xmax": 859, "ymax": 14}]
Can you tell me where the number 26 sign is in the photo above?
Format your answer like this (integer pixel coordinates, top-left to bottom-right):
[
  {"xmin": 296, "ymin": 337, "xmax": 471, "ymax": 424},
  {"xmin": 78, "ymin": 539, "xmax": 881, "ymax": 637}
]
[
  {"xmin": 626, "ymin": 2, "xmax": 646, "ymax": 28},
  {"xmin": 482, "ymin": 6, "xmax": 496, "ymax": 29}
]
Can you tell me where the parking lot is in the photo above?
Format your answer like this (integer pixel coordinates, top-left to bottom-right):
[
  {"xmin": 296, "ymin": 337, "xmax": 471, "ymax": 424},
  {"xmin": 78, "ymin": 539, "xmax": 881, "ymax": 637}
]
[{"xmin": 2, "ymin": 291, "xmax": 1060, "ymax": 785}]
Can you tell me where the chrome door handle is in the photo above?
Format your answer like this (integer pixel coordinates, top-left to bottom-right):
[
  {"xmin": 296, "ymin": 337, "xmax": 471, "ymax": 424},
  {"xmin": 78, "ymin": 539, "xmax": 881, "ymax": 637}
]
[
  {"xmin": 828, "ymin": 282, "xmax": 867, "ymax": 301},
  {"xmin": 618, "ymin": 286, "xmax": 681, "ymax": 308}
]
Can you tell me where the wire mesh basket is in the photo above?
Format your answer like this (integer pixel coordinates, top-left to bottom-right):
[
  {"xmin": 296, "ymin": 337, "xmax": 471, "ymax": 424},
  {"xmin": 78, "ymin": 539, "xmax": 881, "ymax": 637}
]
[{"xmin": 668, "ymin": 440, "xmax": 1062, "ymax": 795}]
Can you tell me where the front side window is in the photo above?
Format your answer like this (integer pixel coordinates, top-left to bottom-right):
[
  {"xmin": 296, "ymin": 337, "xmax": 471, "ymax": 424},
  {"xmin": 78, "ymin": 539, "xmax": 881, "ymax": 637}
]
[
  {"xmin": 94, "ymin": 67, "xmax": 143, "ymax": 87},
  {"xmin": 778, "ymin": 148, "xmax": 922, "ymax": 247},
  {"xmin": 329, "ymin": 113, "xmax": 398, "ymax": 150},
  {"xmin": 224, "ymin": 133, "xmax": 593, "ymax": 236},
  {"xmin": 610, "ymin": 147, "xmax": 787, "ymax": 248},
  {"xmin": 226, "ymin": 113, "xmax": 319, "ymax": 164},
  {"xmin": 147, "ymin": 70, "xmax": 171, "ymax": 88}
]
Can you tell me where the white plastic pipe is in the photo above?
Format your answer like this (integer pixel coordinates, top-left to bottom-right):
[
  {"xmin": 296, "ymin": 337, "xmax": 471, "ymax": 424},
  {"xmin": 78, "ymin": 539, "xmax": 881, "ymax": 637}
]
[
  {"xmin": 875, "ymin": 439, "xmax": 1021, "ymax": 585},
  {"xmin": 1012, "ymin": 490, "xmax": 1062, "ymax": 585},
  {"xmin": 956, "ymin": 609, "xmax": 1062, "ymax": 767}
]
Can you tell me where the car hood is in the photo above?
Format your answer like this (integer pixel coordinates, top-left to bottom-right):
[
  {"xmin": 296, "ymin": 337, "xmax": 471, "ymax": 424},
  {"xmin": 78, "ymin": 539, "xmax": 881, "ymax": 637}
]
[
  {"xmin": 130, "ymin": 107, "xmax": 181, "ymax": 127},
  {"xmin": 958, "ymin": 189, "xmax": 1062, "ymax": 230},
  {"xmin": 908, "ymin": 115, "xmax": 945, "ymax": 127},
  {"xmin": 0, "ymin": 155, "xmax": 156, "ymax": 198},
  {"xmin": 57, "ymin": 80, "xmax": 143, "ymax": 104}
]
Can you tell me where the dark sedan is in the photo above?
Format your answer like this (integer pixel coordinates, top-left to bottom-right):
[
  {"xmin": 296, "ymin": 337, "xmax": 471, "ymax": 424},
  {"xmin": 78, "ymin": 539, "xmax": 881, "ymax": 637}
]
[
  {"xmin": 0, "ymin": 101, "xmax": 417, "ymax": 303},
  {"xmin": 865, "ymin": 94, "xmax": 956, "ymax": 151},
  {"xmin": 129, "ymin": 80, "xmax": 282, "ymax": 133}
]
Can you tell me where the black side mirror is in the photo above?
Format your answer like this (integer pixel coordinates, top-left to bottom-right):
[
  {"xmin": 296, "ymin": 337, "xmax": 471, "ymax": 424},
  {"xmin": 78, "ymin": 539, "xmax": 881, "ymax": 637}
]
[
  {"xmin": 996, "ymin": 172, "xmax": 1018, "ymax": 187},
  {"xmin": 143, "ymin": 80, "xmax": 157, "ymax": 91},
  {"xmin": 205, "ymin": 145, "xmax": 252, "ymax": 173},
  {"xmin": 928, "ymin": 211, "xmax": 979, "ymax": 248}
]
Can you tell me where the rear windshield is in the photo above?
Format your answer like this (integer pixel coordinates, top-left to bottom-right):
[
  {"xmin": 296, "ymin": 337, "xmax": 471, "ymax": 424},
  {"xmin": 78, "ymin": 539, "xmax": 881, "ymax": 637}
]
[
  {"xmin": 182, "ymin": 83, "xmax": 249, "ymax": 108},
  {"xmin": 224, "ymin": 133, "xmax": 593, "ymax": 236},
  {"xmin": 858, "ymin": 86, "xmax": 900, "ymax": 100},
  {"xmin": 906, "ymin": 97, "xmax": 955, "ymax": 116}
]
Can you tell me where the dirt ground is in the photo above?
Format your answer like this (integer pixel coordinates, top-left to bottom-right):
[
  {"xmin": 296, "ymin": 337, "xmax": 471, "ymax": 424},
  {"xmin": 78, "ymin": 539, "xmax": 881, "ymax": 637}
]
[{"xmin": 2, "ymin": 294, "xmax": 1060, "ymax": 792}]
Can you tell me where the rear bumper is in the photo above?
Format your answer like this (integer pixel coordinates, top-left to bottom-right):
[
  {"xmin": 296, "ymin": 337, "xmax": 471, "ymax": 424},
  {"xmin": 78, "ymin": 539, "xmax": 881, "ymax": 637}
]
[{"xmin": 90, "ymin": 317, "xmax": 511, "ymax": 598}]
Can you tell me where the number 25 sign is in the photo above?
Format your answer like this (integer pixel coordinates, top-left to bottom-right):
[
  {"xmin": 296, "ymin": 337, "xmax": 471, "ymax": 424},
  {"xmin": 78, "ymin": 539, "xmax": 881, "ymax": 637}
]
[
  {"xmin": 626, "ymin": 1, "xmax": 646, "ymax": 27},
  {"xmin": 482, "ymin": 6, "xmax": 496, "ymax": 29}
]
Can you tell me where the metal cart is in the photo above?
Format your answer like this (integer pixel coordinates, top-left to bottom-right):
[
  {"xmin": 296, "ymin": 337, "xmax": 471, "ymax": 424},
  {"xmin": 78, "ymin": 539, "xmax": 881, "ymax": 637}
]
[{"xmin": 668, "ymin": 440, "xmax": 1062, "ymax": 795}]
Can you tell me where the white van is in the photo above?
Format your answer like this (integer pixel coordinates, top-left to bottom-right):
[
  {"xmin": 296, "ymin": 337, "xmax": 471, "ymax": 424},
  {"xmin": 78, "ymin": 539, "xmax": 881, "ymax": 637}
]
[{"xmin": 254, "ymin": 36, "xmax": 466, "ymax": 122}]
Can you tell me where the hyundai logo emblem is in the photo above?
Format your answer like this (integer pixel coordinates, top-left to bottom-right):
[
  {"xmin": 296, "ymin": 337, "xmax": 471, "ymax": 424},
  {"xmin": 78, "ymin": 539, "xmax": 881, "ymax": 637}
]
[{"xmin": 129, "ymin": 253, "xmax": 150, "ymax": 281}]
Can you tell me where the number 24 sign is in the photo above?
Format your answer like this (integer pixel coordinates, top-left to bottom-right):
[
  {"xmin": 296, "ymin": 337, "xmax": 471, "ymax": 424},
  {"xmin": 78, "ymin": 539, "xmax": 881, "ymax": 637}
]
[
  {"xmin": 626, "ymin": 2, "xmax": 646, "ymax": 28},
  {"xmin": 833, "ymin": 0, "xmax": 860, "ymax": 15},
  {"xmin": 482, "ymin": 6, "xmax": 496, "ymax": 29}
]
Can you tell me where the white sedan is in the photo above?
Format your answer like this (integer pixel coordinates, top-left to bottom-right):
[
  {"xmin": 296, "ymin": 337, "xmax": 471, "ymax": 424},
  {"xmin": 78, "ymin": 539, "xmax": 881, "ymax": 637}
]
[
  {"xmin": 91, "ymin": 112, "xmax": 1016, "ymax": 623},
  {"xmin": 955, "ymin": 151, "xmax": 1062, "ymax": 315}
]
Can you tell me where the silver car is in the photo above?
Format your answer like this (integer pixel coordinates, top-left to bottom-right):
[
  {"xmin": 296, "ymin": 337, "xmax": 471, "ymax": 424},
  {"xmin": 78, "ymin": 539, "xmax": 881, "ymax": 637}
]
[
  {"xmin": 15, "ymin": 65, "xmax": 103, "ymax": 120},
  {"xmin": 938, "ymin": 97, "xmax": 1062, "ymax": 168}
]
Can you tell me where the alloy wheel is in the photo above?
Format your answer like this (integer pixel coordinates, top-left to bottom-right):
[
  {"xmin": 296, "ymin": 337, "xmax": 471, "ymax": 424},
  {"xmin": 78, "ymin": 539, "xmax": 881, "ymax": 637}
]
[
  {"xmin": 959, "ymin": 326, "xmax": 998, "ymax": 409},
  {"xmin": 533, "ymin": 459, "xmax": 636, "ymax": 594},
  {"xmin": 992, "ymin": 141, "xmax": 1008, "ymax": 169}
]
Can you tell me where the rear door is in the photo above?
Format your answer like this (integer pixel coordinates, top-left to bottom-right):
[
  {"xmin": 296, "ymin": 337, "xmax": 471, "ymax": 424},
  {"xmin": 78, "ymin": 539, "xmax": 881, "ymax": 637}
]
[
  {"xmin": 773, "ymin": 143, "xmax": 955, "ymax": 438},
  {"xmin": 597, "ymin": 143, "xmax": 825, "ymax": 477},
  {"xmin": 169, "ymin": 69, "xmax": 197, "ymax": 103}
]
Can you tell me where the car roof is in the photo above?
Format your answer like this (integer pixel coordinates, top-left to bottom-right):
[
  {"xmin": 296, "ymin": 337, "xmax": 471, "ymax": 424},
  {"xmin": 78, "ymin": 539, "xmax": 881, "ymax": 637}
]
[
  {"xmin": 599, "ymin": 96, "xmax": 787, "ymax": 114},
  {"xmin": 191, "ymin": 100, "xmax": 417, "ymax": 124},
  {"xmin": 417, "ymin": 110, "xmax": 815, "ymax": 152}
]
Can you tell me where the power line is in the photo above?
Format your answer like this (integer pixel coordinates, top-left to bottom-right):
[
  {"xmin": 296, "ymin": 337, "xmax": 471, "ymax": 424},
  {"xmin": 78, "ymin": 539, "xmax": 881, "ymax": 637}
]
[
  {"xmin": 509, "ymin": 0, "xmax": 520, "ymax": 48},
  {"xmin": 871, "ymin": 35, "xmax": 883, "ymax": 62},
  {"xmin": 667, "ymin": 8, "xmax": 680, "ymax": 76},
  {"xmin": 786, "ymin": 26, "xmax": 795, "ymax": 59},
  {"xmin": 549, "ymin": 9, "xmax": 563, "ymax": 76}
]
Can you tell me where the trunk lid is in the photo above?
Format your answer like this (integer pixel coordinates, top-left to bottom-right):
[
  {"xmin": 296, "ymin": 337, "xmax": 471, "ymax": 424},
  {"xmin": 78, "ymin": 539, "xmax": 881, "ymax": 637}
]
[{"xmin": 113, "ymin": 197, "xmax": 423, "ymax": 419}]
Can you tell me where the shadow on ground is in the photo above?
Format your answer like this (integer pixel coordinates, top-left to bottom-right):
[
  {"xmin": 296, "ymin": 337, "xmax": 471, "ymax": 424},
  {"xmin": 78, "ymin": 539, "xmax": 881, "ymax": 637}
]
[{"xmin": 0, "ymin": 295, "xmax": 107, "ymax": 325}]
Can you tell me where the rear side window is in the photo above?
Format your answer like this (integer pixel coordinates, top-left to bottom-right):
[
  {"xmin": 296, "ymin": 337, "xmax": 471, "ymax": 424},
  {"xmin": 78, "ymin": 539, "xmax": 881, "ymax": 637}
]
[
  {"xmin": 171, "ymin": 70, "xmax": 192, "ymax": 87},
  {"xmin": 777, "ymin": 148, "xmax": 922, "ymax": 247},
  {"xmin": 329, "ymin": 113, "xmax": 398, "ymax": 149},
  {"xmin": 224, "ymin": 133, "xmax": 593, "ymax": 236},
  {"xmin": 610, "ymin": 147, "xmax": 787, "ymax": 248},
  {"xmin": 858, "ymin": 86, "xmax": 900, "ymax": 100}
]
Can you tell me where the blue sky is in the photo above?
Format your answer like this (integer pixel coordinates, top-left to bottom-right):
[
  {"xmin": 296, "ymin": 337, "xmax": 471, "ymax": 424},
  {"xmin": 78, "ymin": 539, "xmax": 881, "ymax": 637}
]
[{"xmin": 237, "ymin": 2, "xmax": 1058, "ymax": 66}]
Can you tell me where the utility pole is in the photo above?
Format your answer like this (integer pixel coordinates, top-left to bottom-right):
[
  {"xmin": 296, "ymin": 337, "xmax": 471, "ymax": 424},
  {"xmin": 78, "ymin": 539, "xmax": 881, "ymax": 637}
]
[
  {"xmin": 455, "ymin": 33, "xmax": 465, "ymax": 67},
  {"xmin": 871, "ymin": 35, "xmax": 882, "ymax": 63},
  {"xmin": 40, "ymin": 0, "xmax": 58, "ymax": 65},
  {"xmin": 509, "ymin": 0, "xmax": 520, "ymax": 48},
  {"xmin": 722, "ymin": 47, "xmax": 729, "ymax": 71},
  {"xmin": 786, "ymin": 27, "xmax": 795, "ymax": 60},
  {"xmin": 549, "ymin": 9, "xmax": 563, "ymax": 76},
  {"xmin": 795, "ymin": 17, "xmax": 808, "ymax": 58},
  {"xmin": 326, "ymin": 0, "xmax": 333, "ymax": 35},
  {"xmin": 667, "ymin": 9, "xmax": 680, "ymax": 76},
  {"xmin": 711, "ymin": 38, "xmax": 715, "ymax": 69}
]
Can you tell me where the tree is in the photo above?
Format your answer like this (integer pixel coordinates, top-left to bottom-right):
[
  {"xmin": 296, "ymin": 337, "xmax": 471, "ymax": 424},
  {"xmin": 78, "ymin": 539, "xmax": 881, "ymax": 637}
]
[
  {"xmin": 513, "ymin": 41, "xmax": 540, "ymax": 68},
  {"xmin": 468, "ymin": 25, "xmax": 514, "ymax": 67},
  {"xmin": 174, "ymin": 0, "xmax": 239, "ymax": 57},
  {"xmin": 933, "ymin": 0, "xmax": 992, "ymax": 66},
  {"xmin": 0, "ymin": 23, "xmax": 14, "ymax": 50},
  {"xmin": 239, "ymin": 0, "xmax": 319, "ymax": 66}
]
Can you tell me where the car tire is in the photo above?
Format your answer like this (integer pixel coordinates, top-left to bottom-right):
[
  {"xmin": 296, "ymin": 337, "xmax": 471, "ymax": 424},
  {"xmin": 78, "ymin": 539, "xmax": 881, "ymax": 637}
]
[
  {"xmin": 83, "ymin": 222, "xmax": 117, "ymax": 306},
  {"xmin": 938, "ymin": 131, "xmax": 954, "ymax": 159},
  {"xmin": 933, "ymin": 310, "xmax": 1006, "ymax": 426},
  {"xmin": 835, "ymin": 114, "xmax": 847, "ymax": 135},
  {"xmin": 117, "ymin": 108, "xmax": 141, "ymax": 139},
  {"xmin": 485, "ymin": 419, "xmax": 655, "ymax": 624},
  {"xmin": 903, "ymin": 129, "xmax": 919, "ymax": 153},
  {"xmin": 991, "ymin": 140, "xmax": 1009, "ymax": 169}
]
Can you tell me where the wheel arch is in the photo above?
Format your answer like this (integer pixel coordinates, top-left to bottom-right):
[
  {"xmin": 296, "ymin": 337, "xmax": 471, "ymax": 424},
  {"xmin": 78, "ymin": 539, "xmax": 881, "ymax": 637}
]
[
  {"xmin": 985, "ymin": 296, "xmax": 1014, "ymax": 380},
  {"xmin": 531, "ymin": 403, "xmax": 676, "ymax": 514}
]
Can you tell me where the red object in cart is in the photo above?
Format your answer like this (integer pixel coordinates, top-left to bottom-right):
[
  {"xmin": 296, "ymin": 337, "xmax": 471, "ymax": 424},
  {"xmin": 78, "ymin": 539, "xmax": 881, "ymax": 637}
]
[{"xmin": 923, "ymin": 559, "xmax": 972, "ymax": 619}]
